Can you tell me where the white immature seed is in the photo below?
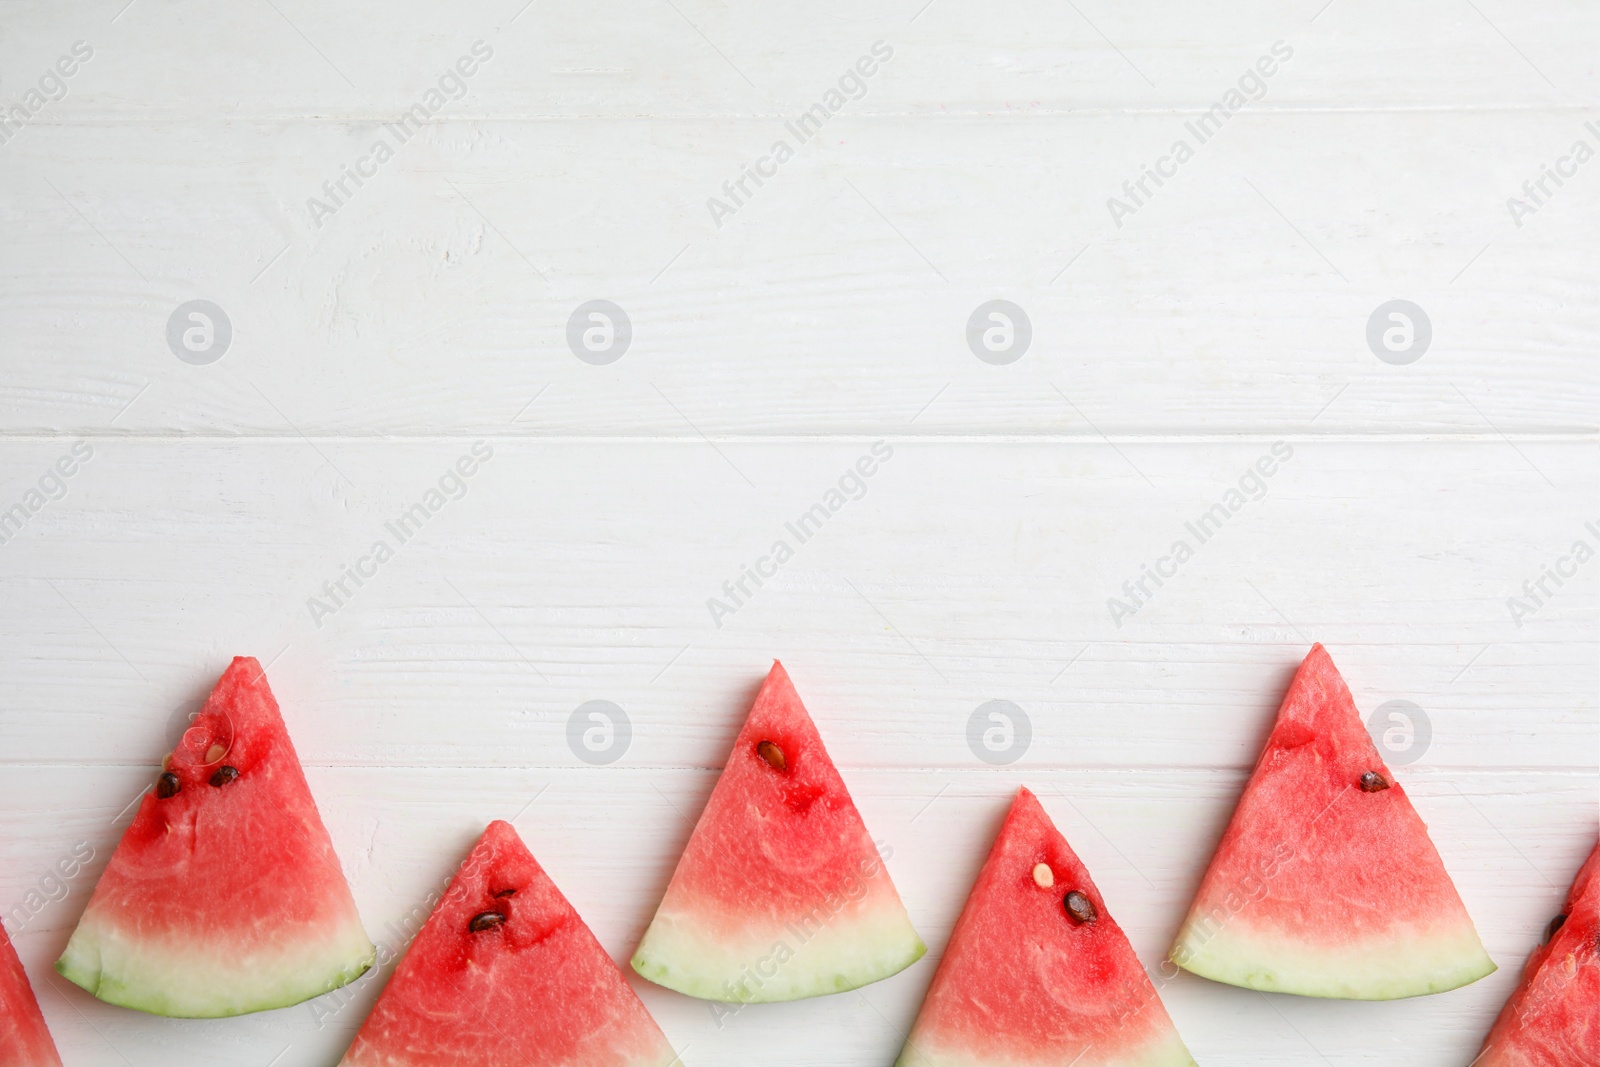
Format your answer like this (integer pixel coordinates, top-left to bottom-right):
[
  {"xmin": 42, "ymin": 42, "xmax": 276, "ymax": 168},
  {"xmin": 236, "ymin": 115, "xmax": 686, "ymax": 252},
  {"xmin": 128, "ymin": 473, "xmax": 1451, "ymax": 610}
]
[
  {"xmin": 205, "ymin": 744, "xmax": 226, "ymax": 764},
  {"xmin": 1033, "ymin": 863, "xmax": 1054, "ymax": 888}
]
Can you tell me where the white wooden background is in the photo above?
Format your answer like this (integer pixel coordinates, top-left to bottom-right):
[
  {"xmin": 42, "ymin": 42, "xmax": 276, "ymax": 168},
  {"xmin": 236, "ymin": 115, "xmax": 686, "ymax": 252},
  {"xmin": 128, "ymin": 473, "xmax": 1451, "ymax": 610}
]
[{"xmin": 1, "ymin": 1, "xmax": 1596, "ymax": 1065}]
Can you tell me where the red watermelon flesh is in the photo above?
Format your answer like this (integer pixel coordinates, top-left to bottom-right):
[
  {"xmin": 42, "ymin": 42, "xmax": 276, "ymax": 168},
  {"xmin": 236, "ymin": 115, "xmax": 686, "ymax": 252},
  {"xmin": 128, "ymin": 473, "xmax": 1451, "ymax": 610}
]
[
  {"xmin": 1, "ymin": 923, "xmax": 63, "ymax": 1067},
  {"xmin": 1474, "ymin": 841, "xmax": 1599, "ymax": 1067},
  {"xmin": 1170, "ymin": 644, "xmax": 1494, "ymax": 999},
  {"xmin": 57, "ymin": 657, "xmax": 374, "ymax": 1017},
  {"xmin": 339, "ymin": 820, "xmax": 679, "ymax": 1067},
  {"xmin": 896, "ymin": 788, "xmax": 1194, "ymax": 1067},
  {"xmin": 631, "ymin": 661, "xmax": 924, "ymax": 1002}
]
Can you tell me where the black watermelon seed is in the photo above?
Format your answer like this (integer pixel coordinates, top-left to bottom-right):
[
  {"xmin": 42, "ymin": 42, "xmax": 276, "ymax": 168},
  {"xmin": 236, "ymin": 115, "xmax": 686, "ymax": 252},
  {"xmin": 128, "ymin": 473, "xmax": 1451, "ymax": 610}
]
[
  {"xmin": 209, "ymin": 765, "xmax": 240, "ymax": 788},
  {"xmin": 756, "ymin": 740, "xmax": 787, "ymax": 772},
  {"xmin": 1543, "ymin": 913, "xmax": 1566, "ymax": 944},
  {"xmin": 469, "ymin": 911, "xmax": 506, "ymax": 933},
  {"xmin": 155, "ymin": 772, "xmax": 181, "ymax": 799},
  {"xmin": 1359, "ymin": 771, "xmax": 1390, "ymax": 792},
  {"xmin": 1064, "ymin": 890, "xmax": 1098, "ymax": 925}
]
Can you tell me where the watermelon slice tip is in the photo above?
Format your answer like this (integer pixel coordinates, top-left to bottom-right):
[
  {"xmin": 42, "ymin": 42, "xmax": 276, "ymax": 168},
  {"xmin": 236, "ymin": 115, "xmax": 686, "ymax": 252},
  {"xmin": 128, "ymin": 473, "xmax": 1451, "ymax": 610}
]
[
  {"xmin": 339, "ymin": 820, "xmax": 680, "ymax": 1067},
  {"xmin": 897, "ymin": 786, "xmax": 1197, "ymax": 1067},
  {"xmin": 632, "ymin": 660, "xmax": 925, "ymax": 1003},
  {"xmin": 56, "ymin": 656, "xmax": 375, "ymax": 1018},
  {"xmin": 1170, "ymin": 644, "xmax": 1495, "ymax": 1000}
]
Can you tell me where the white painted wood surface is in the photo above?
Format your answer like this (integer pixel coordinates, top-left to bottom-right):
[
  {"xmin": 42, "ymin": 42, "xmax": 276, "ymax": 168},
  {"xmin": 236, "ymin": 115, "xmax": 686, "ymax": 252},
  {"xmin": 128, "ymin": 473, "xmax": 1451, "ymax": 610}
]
[{"xmin": 0, "ymin": 1, "xmax": 1595, "ymax": 1065}]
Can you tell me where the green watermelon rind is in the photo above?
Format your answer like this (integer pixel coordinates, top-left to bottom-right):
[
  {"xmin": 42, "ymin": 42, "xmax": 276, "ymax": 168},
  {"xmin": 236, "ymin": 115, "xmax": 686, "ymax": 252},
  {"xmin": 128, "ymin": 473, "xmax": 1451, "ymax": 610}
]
[
  {"xmin": 1170, "ymin": 915, "xmax": 1495, "ymax": 1001},
  {"xmin": 631, "ymin": 906, "xmax": 926, "ymax": 1003},
  {"xmin": 55, "ymin": 911, "xmax": 376, "ymax": 1019}
]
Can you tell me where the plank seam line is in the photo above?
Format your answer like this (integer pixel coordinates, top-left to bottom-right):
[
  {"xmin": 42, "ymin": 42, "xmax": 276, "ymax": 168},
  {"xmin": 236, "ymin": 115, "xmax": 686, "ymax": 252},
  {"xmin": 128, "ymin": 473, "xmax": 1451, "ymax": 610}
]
[
  {"xmin": 17, "ymin": 104, "xmax": 1600, "ymax": 122},
  {"xmin": 0, "ymin": 432, "xmax": 1595, "ymax": 445}
]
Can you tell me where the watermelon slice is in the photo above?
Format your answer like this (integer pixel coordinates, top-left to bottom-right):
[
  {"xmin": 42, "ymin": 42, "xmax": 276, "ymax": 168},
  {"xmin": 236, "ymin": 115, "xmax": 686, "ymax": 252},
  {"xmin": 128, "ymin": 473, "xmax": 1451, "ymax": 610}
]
[
  {"xmin": 338, "ymin": 820, "xmax": 680, "ymax": 1067},
  {"xmin": 897, "ymin": 787, "xmax": 1195, "ymax": 1067},
  {"xmin": 1170, "ymin": 644, "xmax": 1494, "ymax": 999},
  {"xmin": 631, "ymin": 660, "xmax": 924, "ymax": 1002},
  {"xmin": 57, "ymin": 656, "xmax": 375, "ymax": 1017},
  {"xmin": 1, "ymin": 923, "xmax": 64, "ymax": 1067},
  {"xmin": 1473, "ymin": 841, "xmax": 1599, "ymax": 1067}
]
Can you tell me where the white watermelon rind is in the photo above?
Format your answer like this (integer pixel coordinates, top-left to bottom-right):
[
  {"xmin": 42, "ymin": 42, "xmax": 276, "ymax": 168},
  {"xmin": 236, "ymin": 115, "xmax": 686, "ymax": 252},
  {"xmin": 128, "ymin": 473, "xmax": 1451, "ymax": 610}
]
[
  {"xmin": 56, "ymin": 906, "xmax": 376, "ymax": 1018},
  {"xmin": 1170, "ymin": 911, "xmax": 1495, "ymax": 1000},
  {"xmin": 631, "ymin": 899, "xmax": 925, "ymax": 1003}
]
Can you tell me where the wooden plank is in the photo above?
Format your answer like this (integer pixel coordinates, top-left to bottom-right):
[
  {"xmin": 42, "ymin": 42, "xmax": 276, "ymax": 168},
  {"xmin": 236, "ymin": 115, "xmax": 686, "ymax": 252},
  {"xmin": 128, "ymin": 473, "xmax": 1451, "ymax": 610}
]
[
  {"xmin": 1, "ymin": 108, "xmax": 1595, "ymax": 436},
  {"xmin": 0, "ymin": 0, "xmax": 1589, "ymax": 119},
  {"xmin": 0, "ymin": 439, "xmax": 1591, "ymax": 770}
]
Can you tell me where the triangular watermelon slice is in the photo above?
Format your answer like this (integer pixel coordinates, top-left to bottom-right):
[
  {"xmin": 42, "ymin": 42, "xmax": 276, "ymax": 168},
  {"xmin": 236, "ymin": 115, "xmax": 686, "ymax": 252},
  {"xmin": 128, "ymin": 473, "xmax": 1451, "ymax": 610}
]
[
  {"xmin": 1473, "ymin": 841, "xmax": 1598, "ymax": 1066},
  {"xmin": 1170, "ymin": 643, "xmax": 1494, "ymax": 999},
  {"xmin": 897, "ymin": 787, "xmax": 1196, "ymax": 1067},
  {"xmin": 2, "ymin": 923, "xmax": 64, "ymax": 1067},
  {"xmin": 57, "ymin": 657, "xmax": 375, "ymax": 1017},
  {"xmin": 339, "ymin": 821, "xmax": 680, "ymax": 1067},
  {"xmin": 631, "ymin": 660, "xmax": 924, "ymax": 1001}
]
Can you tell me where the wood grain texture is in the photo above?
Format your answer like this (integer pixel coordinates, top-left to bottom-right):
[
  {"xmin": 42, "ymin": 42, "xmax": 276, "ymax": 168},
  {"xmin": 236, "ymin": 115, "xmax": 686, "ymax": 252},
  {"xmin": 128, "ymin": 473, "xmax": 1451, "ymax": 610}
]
[
  {"xmin": 0, "ymin": 0, "xmax": 1595, "ymax": 1064},
  {"xmin": 0, "ymin": 0, "xmax": 1592, "ymax": 117},
  {"xmin": 2, "ymin": 109, "xmax": 1595, "ymax": 436},
  {"xmin": 0, "ymin": 439, "xmax": 1592, "ymax": 772}
]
